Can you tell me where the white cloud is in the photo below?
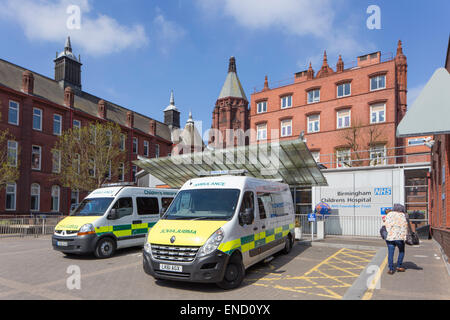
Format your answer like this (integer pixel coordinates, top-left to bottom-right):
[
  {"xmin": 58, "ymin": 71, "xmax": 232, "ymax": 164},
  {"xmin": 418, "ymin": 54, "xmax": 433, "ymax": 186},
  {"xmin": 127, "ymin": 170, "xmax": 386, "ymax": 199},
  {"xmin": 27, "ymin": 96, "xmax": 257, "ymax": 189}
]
[
  {"xmin": 153, "ymin": 12, "xmax": 187, "ymax": 55},
  {"xmin": 0, "ymin": 0, "xmax": 149, "ymax": 56}
]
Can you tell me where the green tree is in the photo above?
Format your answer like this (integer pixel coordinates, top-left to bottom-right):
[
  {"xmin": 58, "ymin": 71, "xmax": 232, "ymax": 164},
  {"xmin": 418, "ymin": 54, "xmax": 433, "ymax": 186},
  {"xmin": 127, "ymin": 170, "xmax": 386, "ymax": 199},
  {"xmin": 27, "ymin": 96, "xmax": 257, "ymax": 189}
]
[
  {"xmin": 54, "ymin": 121, "xmax": 127, "ymax": 192},
  {"xmin": 0, "ymin": 113, "xmax": 20, "ymax": 190}
]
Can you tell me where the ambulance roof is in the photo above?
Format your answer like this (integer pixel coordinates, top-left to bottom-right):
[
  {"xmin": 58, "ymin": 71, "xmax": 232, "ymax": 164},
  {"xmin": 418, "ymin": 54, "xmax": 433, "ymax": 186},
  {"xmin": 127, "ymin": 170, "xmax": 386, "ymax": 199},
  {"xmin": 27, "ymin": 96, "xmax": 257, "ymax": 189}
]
[
  {"xmin": 87, "ymin": 187, "xmax": 178, "ymax": 198},
  {"xmin": 181, "ymin": 176, "xmax": 289, "ymax": 193}
]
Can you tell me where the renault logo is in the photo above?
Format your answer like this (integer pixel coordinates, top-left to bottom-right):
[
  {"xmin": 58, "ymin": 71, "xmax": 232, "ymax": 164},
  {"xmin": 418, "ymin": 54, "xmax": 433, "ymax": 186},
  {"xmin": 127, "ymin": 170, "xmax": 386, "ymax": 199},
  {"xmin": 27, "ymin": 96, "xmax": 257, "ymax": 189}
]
[{"xmin": 170, "ymin": 236, "xmax": 176, "ymax": 244}]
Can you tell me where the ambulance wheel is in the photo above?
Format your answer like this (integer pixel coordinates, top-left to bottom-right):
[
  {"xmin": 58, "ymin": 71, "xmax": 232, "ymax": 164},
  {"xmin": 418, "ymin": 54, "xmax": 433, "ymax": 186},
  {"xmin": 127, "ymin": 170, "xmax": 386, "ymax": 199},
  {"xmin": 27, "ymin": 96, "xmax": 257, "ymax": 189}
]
[
  {"xmin": 94, "ymin": 237, "xmax": 116, "ymax": 259},
  {"xmin": 217, "ymin": 252, "xmax": 245, "ymax": 290},
  {"xmin": 282, "ymin": 234, "xmax": 293, "ymax": 254}
]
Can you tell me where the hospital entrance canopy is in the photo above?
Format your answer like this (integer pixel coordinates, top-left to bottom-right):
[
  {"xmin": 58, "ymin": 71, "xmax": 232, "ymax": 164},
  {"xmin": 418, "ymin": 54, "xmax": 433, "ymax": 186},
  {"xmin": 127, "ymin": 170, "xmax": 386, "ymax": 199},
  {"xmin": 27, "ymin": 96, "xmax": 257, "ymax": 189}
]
[{"xmin": 134, "ymin": 139, "xmax": 328, "ymax": 189}]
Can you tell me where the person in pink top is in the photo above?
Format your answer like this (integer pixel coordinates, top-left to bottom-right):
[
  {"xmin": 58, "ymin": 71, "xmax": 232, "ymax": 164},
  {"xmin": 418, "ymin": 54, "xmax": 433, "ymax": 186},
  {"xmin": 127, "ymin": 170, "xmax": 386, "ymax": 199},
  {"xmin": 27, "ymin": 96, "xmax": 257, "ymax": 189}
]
[{"xmin": 384, "ymin": 204, "xmax": 408, "ymax": 274}]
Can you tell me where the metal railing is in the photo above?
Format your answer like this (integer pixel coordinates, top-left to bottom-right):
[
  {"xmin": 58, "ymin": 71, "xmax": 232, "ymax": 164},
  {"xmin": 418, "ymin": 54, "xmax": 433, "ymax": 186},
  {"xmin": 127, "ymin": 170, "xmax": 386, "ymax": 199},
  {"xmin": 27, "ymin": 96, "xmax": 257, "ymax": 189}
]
[
  {"xmin": 0, "ymin": 216, "xmax": 65, "ymax": 238},
  {"xmin": 295, "ymin": 214, "xmax": 428, "ymax": 239}
]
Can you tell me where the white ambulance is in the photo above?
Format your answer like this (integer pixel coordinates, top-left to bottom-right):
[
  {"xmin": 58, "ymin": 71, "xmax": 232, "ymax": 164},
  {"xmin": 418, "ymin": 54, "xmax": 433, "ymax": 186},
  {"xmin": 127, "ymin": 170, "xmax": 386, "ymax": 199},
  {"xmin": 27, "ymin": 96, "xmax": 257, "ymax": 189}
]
[
  {"xmin": 142, "ymin": 174, "xmax": 295, "ymax": 289},
  {"xmin": 52, "ymin": 186, "xmax": 178, "ymax": 258}
]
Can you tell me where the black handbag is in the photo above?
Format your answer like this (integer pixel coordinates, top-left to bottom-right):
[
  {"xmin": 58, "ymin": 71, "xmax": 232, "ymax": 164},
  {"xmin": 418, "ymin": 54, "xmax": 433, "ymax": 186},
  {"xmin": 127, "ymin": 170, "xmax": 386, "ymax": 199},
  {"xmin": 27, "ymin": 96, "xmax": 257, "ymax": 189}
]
[
  {"xmin": 405, "ymin": 214, "xmax": 420, "ymax": 246},
  {"xmin": 380, "ymin": 226, "xmax": 387, "ymax": 240}
]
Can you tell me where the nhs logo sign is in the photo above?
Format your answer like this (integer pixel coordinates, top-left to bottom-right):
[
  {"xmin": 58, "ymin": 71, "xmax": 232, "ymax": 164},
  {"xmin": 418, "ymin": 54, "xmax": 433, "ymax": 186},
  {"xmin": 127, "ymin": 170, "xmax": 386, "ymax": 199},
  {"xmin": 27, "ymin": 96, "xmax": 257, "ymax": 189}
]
[{"xmin": 374, "ymin": 188, "xmax": 392, "ymax": 196}]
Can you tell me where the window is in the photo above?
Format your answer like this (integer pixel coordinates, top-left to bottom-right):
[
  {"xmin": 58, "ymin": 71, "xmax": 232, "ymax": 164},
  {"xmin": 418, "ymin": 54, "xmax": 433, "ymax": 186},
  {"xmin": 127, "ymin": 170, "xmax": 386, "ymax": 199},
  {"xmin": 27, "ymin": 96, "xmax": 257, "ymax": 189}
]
[
  {"xmin": 257, "ymin": 124, "xmax": 267, "ymax": 141},
  {"xmin": 106, "ymin": 161, "xmax": 112, "ymax": 180},
  {"xmin": 73, "ymin": 154, "xmax": 81, "ymax": 175},
  {"xmin": 257, "ymin": 101, "xmax": 267, "ymax": 114},
  {"xmin": 71, "ymin": 189, "xmax": 79, "ymax": 211},
  {"xmin": 132, "ymin": 165, "xmax": 137, "ymax": 182},
  {"xmin": 8, "ymin": 101, "xmax": 19, "ymax": 125},
  {"xmin": 5, "ymin": 183, "xmax": 16, "ymax": 211},
  {"xmin": 336, "ymin": 149, "xmax": 351, "ymax": 168},
  {"xmin": 72, "ymin": 120, "xmax": 81, "ymax": 139},
  {"xmin": 106, "ymin": 130, "xmax": 112, "ymax": 147},
  {"xmin": 370, "ymin": 144, "xmax": 387, "ymax": 166},
  {"xmin": 51, "ymin": 186, "xmax": 60, "ymax": 212},
  {"xmin": 133, "ymin": 137, "xmax": 138, "ymax": 154},
  {"xmin": 370, "ymin": 103, "xmax": 386, "ymax": 124},
  {"xmin": 281, "ymin": 119, "xmax": 292, "ymax": 137},
  {"xmin": 370, "ymin": 75, "xmax": 386, "ymax": 91},
  {"xmin": 161, "ymin": 197, "xmax": 174, "ymax": 213},
  {"xmin": 281, "ymin": 95, "xmax": 292, "ymax": 109},
  {"xmin": 112, "ymin": 197, "xmax": 133, "ymax": 219},
  {"xmin": 120, "ymin": 134, "xmax": 126, "ymax": 151},
  {"xmin": 118, "ymin": 163, "xmax": 125, "ymax": 182},
  {"xmin": 337, "ymin": 83, "xmax": 351, "ymax": 98},
  {"xmin": 311, "ymin": 151, "xmax": 320, "ymax": 163},
  {"xmin": 89, "ymin": 159, "xmax": 96, "ymax": 177},
  {"xmin": 7, "ymin": 141, "xmax": 18, "ymax": 167},
  {"xmin": 337, "ymin": 109, "xmax": 351, "ymax": 129},
  {"xmin": 257, "ymin": 194, "xmax": 271, "ymax": 220},
  {"xmin": 53, "ymin": 114, "xmax": 62, "ymax": 135},
  {"xmin": 155, "ymin": 144, "xmax": 160, "ymax": 158},
  {"xmin": 307, "ymin": 89, "xmax": 320, "ymax": 104},
  {"xmin": 33, "ymin": 108, "xmax": 42, "ymax": 131},
  {"xmin": 52, "ymin": 150, "xmax": 61, "ymax": 173},
  {"xmin": 137, "ymin": 197, "xmax": 159, "ymax": 215},
  {"xmin": 307, "ymin": 114, "xmax": 320, "ymax": 133},
  {"xmin": 143, "ymin": 141, "xmax": 149, "ymax": 157},
  {"xmin": 239, "ymin": 191, "xmax": 254, "ymax": 225},
  {"xmin": 31, "ymin": 146, "xmax": 41, "ymax": 171},
  {"xmin": 30, "ymin": 183, "xmax": 40, "ymax": 212}
]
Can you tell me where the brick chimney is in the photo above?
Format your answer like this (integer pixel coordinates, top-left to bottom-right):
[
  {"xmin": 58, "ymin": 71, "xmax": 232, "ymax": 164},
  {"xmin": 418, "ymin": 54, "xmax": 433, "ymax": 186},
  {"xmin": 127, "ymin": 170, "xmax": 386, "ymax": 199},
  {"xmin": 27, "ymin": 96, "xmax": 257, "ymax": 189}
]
[
  {"xmin": 307, "ymin": 62, "xmax": 315, "ymax": 80},
  {"xmin": 126, "ymin": 111, "xmax": 134, "ymax": 128},
  {"xmin": 98, "ymin": 100, "xmax": 107, "ymax": 119},
  {"xmin": 336, "ymin": 55, "xmax": 344, "ymax": 73},
  {"xmin": 149, "ymin": 119, "xmax": 157, "ymax": 136},
  {"xmin": 262, "ymin": 75, "xmax": 269, "ymax": 91},
  {"xmin": 64, "ymin": 86, "xmax": 74, "ymax": 108},
  {"xmin": 22, "ymin": 70, "xmax": 34, "ymax": 94}
]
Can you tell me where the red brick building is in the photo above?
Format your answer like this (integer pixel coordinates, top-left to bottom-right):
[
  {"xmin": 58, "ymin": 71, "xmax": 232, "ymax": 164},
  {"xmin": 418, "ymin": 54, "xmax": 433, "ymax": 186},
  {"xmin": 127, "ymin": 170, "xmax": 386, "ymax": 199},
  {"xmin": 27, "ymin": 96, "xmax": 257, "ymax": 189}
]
[
  {"xmin": 250, "ymin": 41, "xmax": 429, "ymax": 168},
  {"xmin": 0, "ymin": 38, "xmax": 180, "ymax": 216}
]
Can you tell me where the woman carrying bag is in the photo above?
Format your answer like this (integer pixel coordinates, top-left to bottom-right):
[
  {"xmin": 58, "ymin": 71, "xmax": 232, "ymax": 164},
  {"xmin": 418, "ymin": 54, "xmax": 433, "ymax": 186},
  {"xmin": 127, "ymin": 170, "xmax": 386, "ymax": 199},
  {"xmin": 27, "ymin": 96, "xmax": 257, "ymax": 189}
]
[{"xmin": 383, "ymin": 204, "xmax": 409, "ymax": 275}]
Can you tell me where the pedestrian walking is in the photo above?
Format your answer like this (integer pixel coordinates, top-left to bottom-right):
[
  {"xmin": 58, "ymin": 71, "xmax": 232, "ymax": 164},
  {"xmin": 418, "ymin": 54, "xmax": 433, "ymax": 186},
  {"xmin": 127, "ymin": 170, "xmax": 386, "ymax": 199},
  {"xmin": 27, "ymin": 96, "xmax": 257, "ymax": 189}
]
[{"xmin": 384, "ymin": 203, "xmax": 408, "ymax": 274}]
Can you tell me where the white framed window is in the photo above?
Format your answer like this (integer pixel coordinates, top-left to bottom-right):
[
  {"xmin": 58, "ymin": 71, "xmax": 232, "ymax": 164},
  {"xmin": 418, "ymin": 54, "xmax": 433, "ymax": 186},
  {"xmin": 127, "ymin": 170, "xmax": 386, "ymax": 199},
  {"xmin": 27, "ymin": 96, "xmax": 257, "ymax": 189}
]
[
  {"xmin": 89, "ymin": 159, "xmax": 96, "ymax": 178},
  {"xmin": 132, "ymin": 165, "xmax": 137, "ymax": 183},
  {"xmin": 257, "ymin": 101, "xmax": 267, "ymax": 114},
  {"xmin": 52, "ymin": 150, "xmax": 61, "ymax": 173},
  {"xmin": 337, "ymin": 83, "xmax": 351, "ymax": 98},
  {"xmin": 281, "ymin": 119, "xmax": 292, "ymax": 137},
  {"xmin": 155, "ymin": 144, "xmax": 160, "ymax": 158},
  {"xmin": 133, "ymin": 137, "xmax": 138, "ymax": 154},
  {"xmin": 8, "ymin": 101, "xmax": 19, "ymax": 125},
  {"xmin": 337, "ymin": 109, "xmax": 351, "ymax": 129},
  {"xmin": 118, "ymin": 163, "xmax": 125, "ymax": 182},
  {"xmin": 370, "ymin": 103, "xmax": 386, "ymax": 124},
  {"xmin": 120, "ymin": 134, "xmax": 126, "ymax": 151},
  {"xmin": 33, "ymin": 108, "xmax": 42, "ymax": 131},
  {"xmin": 307, "ymin": 89, "xmax": 320, "ymax": 104},
  {"xmin": 31, "ymin": 146, "xmax": 41, "ymax": 171},
  {"xmin": 53, "ymin": 114, "xmax": 62, "ymax": 135},
  {"xmin": 281, "ymin": 95, "xmax": 292, "ymax": 109},
  {"xmin": 370, "ymin": 75, "xmax": 386, "ymax": 91},
  {"xmin": 336, "ymin": 149, "xmax": 351, "ymax": 168},
  {"xmin": 5, "ymin": 183, "xmax": 16, "ymax": 211},
  {"xmin": 106, "ymin": 161, "xmax": 112, "ymax": 180},
  {"xmin": 30, "ymin": 183, "xmax": 40, "ymax": 212},
  {"xmin": 71, "ymin": 189, "xmax": 79, "ymax": 211},
  {"xmin": 73, "ymin": 120, "xmax": 81, "ymax": 139},
  {"xmin": 73, "ymin": 154, "xmax": 81, "ymax": 174},
  {"xmin": 311, "ymin": 151, "xmax": 321, "ymax": 163},
  {"xmin": 7, "ymin": 141, "xmax": 18, "ymax": 167},
  {"xmin": 257, "ymin": 124, "xmax": 267, "ymax": 141},
  {"xmin": 51, "ymin": 185, "xmax": 60, "ymax": 212},
  {"xmin": 143, "ymin": 141, "xmax": 149, "ymax": 157},
  {"xmin": 370, "ymin": 144, "xmax": 387, "ymax": 166},
  {"xmin": 307, "ymin": 114, "xmax": 320, "ymax": 133}
]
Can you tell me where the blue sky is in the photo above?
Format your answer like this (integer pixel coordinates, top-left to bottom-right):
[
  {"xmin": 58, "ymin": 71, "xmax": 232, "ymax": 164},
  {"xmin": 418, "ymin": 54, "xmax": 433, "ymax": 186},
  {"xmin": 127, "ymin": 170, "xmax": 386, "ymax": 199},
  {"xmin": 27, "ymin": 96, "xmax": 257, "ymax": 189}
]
[{"xmin": 0, "ymin": 0, "xmax": 448, "ymax": 135}]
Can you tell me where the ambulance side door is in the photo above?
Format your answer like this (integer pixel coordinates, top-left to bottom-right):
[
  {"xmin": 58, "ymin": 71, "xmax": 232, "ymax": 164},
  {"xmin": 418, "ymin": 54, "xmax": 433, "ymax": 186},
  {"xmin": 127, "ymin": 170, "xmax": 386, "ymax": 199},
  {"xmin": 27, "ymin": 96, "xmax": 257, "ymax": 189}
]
[
  {"xmin": 238, "ymin": 190, "xmax": 259, "ymax": 267},
  {"xmin": 135, "ymin": 196, "xmax": 161, "ymax": 245}
]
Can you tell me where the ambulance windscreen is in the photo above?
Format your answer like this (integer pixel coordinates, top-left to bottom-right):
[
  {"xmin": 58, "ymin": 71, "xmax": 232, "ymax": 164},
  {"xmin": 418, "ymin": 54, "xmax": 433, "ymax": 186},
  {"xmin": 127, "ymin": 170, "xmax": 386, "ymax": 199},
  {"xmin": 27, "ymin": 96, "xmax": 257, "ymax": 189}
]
[
  {"xmin": 71, "ymin": 198, "xmax": 114, "ymax": 217},
  {"xmin": 163, "ymin": 189, "xmax": 240, "ymax": 221}
]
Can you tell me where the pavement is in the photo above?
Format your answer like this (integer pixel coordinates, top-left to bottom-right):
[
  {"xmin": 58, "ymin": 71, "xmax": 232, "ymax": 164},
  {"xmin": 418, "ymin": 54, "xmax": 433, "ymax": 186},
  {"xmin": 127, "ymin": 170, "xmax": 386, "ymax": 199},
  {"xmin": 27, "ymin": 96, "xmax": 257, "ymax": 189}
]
[{"xmin": 0, "ymin": 235, "xmax": 449, "ymax": 300}]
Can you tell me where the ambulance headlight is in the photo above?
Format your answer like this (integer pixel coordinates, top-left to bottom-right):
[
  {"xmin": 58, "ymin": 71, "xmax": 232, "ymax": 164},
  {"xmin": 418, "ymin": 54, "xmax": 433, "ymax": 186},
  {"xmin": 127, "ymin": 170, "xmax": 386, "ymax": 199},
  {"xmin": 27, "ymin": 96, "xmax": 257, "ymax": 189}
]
[
  {"xmin": 198, "ymin": 228, "xmax": 225, "ymax": 258},
  {"xmin": 77, "ymin": 224, "xmax": 95, "ymax": 236},
  {"xmin": 144, "ymin": 243, "xmax": 152, "ymax": 254}
]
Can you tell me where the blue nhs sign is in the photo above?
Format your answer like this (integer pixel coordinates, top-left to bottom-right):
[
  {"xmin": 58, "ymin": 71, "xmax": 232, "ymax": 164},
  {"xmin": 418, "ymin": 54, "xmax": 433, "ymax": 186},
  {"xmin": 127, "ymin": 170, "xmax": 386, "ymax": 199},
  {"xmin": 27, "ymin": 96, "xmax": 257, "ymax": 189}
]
[{"xmin": 374, "ymin": 188, "xmax": 392, "ymax": 196}]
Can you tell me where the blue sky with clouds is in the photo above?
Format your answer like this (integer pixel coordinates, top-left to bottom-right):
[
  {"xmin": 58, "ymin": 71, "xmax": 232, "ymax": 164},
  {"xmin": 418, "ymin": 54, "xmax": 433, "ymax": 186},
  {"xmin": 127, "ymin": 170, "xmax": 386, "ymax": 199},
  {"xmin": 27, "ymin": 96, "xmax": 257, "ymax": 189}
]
[{"xmin": 0, "ymin": 0, "xmax": 448, "ymax": 134}]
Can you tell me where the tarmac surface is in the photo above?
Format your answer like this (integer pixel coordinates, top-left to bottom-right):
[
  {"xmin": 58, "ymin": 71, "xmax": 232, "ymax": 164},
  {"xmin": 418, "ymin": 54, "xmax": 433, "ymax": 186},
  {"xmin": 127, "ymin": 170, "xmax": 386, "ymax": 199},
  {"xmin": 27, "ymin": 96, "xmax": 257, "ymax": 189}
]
[{"xmin": 0, "ymin": 235, "xmax": 448, "ymax": 300}]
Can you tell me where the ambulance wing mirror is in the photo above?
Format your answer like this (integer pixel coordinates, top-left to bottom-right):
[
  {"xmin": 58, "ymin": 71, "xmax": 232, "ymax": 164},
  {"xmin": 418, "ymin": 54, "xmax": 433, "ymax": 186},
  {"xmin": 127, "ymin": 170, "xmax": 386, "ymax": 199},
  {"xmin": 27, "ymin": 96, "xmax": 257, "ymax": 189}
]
[
  {"xmin": 107, "ymin": 208, "xmax": 119, "ymax": 220},
  {"xmin": 240, "ymin": 208, "xmax": 254, "ymax": 225}
]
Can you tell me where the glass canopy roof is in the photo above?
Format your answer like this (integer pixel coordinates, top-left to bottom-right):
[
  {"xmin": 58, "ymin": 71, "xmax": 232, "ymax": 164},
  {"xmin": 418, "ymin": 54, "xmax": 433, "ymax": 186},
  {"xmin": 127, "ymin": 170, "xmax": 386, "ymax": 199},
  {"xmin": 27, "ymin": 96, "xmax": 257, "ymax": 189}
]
[{"xmin": 134, "ymin": 139, "xmax": 328, "ymax": 189}]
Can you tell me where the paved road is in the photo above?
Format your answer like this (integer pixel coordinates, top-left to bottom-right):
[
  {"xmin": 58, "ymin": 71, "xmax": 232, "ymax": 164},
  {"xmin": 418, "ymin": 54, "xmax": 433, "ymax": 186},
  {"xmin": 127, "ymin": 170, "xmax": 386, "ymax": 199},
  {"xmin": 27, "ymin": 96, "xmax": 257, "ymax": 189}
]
[{"xmin": 0, "ymin": 236, "xmax": 379, "ymax": 300}]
